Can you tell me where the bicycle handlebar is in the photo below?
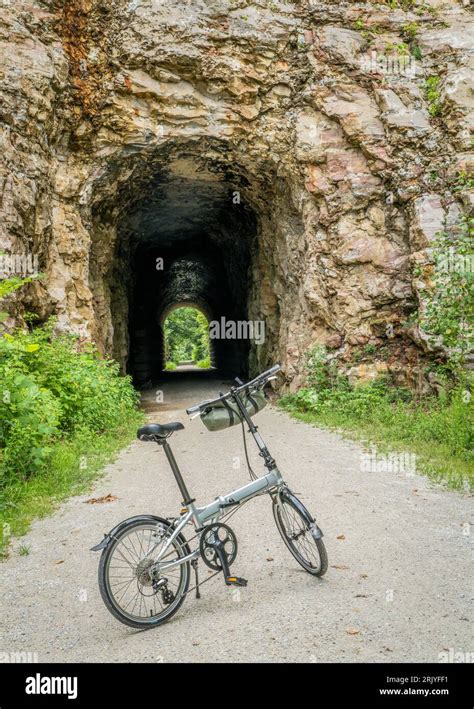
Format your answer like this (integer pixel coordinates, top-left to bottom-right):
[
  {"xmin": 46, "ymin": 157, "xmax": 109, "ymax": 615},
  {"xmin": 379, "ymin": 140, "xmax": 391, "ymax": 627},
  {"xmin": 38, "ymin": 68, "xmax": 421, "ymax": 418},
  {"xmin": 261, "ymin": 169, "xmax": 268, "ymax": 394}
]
[{"xmin": 185, "ymin": 364, "xmax": 281, "ymax": 415}]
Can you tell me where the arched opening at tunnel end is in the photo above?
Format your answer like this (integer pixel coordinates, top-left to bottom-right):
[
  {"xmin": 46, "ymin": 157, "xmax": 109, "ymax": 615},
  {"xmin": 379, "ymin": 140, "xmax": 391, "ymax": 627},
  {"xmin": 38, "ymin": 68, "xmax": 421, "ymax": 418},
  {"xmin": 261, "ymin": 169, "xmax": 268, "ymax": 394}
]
[{"xmin": 161, "ymin": 304, "xmax": 214, "ymax": 372}]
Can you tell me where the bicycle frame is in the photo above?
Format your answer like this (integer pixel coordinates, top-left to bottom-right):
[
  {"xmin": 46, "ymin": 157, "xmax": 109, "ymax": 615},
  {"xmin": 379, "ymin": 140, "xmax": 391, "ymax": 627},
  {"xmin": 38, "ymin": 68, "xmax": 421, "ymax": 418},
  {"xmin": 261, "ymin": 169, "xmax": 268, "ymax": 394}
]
[
  {"xmin": 153, "ymin": 383, "xmax": 285, "ymax": 573},
  {"xmin": 156, "ymin": 468, "xmax": 284, "ymax": 572}
]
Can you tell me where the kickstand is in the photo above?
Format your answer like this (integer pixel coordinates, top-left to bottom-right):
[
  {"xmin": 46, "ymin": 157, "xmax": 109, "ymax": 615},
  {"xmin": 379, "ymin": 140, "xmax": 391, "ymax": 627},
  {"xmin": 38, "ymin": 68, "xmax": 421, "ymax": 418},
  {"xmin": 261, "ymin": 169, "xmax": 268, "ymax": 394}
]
[{"xmin": 191, "ymin": 559, "xmax": 201, "ymax": 599}]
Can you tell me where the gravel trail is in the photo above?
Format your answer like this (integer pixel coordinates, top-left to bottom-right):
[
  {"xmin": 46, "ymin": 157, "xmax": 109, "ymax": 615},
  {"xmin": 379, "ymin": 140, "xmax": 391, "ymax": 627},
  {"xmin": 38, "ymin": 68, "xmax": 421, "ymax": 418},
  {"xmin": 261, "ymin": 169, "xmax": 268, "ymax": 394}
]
[{"xmin": 1, "ymin": 373, "xmax": 471, "ymax": 663}]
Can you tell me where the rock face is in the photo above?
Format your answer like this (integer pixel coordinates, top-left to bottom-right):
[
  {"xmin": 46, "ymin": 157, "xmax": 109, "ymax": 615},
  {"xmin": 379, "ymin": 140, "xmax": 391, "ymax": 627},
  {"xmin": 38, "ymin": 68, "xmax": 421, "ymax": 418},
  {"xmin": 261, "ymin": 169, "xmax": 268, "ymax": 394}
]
[{"xmin": 0, "ymin": 0, "xmax": 472, "ymax": 387}]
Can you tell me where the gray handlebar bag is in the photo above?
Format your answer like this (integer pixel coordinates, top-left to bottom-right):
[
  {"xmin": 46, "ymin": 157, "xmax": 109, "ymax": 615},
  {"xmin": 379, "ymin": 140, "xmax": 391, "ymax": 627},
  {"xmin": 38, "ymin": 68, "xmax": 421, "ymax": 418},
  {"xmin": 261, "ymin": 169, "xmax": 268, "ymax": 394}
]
[{"xmin": 200, "ymin": 390, "xmax": 267, "ymax": 432}]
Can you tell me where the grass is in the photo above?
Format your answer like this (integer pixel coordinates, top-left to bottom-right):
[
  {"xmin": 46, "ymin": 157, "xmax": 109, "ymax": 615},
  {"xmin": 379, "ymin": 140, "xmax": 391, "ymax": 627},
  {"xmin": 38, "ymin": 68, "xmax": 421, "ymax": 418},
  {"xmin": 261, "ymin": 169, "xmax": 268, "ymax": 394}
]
[
  {"xmin": 0, "ymin": 410, "xmax": 144, "ymax": 558},
  {"xmin": 279, "ymin": 384, "xmax": 473, "ymax": 492}
]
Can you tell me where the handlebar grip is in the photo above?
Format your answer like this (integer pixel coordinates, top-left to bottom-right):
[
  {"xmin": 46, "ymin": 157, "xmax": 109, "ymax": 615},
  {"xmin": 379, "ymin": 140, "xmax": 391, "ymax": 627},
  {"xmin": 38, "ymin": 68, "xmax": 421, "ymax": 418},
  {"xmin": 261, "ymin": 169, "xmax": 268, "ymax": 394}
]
[{"xmin": 186, "ymin": 404, "xmax": 201, "ymax": 415}]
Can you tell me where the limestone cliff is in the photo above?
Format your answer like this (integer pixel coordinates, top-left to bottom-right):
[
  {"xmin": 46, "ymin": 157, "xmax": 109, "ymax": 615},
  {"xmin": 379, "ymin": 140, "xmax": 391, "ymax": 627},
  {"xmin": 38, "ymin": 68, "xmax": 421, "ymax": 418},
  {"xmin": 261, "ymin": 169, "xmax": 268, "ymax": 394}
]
[{"xmin": 0, "ymin": 0, "xmax": 472, "ymax": 387}]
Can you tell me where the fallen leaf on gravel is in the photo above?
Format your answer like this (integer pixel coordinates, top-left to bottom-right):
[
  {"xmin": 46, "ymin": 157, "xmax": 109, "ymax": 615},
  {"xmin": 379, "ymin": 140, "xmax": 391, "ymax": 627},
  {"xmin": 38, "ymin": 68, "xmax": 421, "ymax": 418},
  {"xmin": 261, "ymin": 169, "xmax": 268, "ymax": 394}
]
[
  {"xmin": 54, "ymin": 560, "xmax": 64, "ymax": 565},
  {"xmin": 346, "ymin": 628, "xmax": 360, "ymax": 635},
  {"xmin": 336, "ymin": 534, "xmax": 346, "ymax": 540},
  {"xmin": 354, "ymin": 594, "xmax": 368, "ymax": 598},
  {"xmin": 84, "ymin": 494, "xmax": 118, "ymax": 504},
  {"xmin": 383, "ymin": 647, "xmax": 393, "ymax": 652},
  {"xmin": 360, "ymin": 573, "xmax": 368, "ymax": 579},
  {"xmin": 331, "ymin": 564, "xmax": 349, "ymax": 570},
  {"xmin": 266, "ymin": 557, "xmax": 274, "ymax": 561},
  {"xmin": 191, "ymin": 640, "xmax": 200, "ymax": 646}
]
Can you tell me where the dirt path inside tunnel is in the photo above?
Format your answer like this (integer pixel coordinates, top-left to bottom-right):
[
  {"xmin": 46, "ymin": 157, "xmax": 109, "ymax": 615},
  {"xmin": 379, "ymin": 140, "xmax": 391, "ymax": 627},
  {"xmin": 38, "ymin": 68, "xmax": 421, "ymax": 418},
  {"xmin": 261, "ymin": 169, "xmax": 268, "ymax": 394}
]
[{"xmin": 0, "ymin": 374, "xmax": 471, "ymax": 663}]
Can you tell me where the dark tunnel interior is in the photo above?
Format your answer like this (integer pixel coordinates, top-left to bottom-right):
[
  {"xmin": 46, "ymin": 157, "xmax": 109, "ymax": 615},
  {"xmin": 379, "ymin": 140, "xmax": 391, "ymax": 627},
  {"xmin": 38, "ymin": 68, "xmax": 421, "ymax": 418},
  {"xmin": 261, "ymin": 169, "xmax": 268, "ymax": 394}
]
[{"xmin": 116, "ymin": 159, "xmax": 258, "ymax": 386}]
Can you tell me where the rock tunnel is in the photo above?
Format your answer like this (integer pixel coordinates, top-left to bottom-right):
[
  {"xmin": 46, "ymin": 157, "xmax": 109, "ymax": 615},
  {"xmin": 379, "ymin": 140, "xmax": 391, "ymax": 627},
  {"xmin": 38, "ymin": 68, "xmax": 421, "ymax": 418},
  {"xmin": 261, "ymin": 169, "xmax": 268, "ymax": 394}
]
[
  {"xmin": 88, "ymin": 145, "xmax": 267, "ymax": 386},
  {"xmin": 4, "ymin": 1, "xmax": 471, "ymax": 391}
]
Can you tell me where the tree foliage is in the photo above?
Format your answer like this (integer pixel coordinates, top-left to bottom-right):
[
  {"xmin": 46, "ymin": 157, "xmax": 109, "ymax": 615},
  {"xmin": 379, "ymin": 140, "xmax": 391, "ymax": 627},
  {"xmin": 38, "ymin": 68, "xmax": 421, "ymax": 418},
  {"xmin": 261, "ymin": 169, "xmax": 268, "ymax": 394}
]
[
  {"xmin": 164, "ymin": 307, "xmax": 210, "ymax": 366},
  {"xmin": 417, "ymin": 215, "xmax": 474, "ymax": 374}
]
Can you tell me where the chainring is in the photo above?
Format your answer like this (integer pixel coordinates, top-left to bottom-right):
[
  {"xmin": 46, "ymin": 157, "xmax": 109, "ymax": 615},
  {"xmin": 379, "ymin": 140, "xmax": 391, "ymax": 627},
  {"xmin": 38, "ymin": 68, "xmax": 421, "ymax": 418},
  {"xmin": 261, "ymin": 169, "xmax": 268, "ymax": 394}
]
[{"xmin": 199, "ymin": 523, "xmax": 238, "ymax": 571}]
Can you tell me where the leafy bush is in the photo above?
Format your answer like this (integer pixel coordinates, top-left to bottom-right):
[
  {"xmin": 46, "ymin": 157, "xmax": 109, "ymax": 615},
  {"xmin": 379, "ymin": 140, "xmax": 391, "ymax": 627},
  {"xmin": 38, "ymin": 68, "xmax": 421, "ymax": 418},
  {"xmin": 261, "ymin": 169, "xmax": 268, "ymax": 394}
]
[
  {"xmin": 165, "ymin": 361, "xmax": 177, "ymax": 371},
  {"xmin": 196, "ymin": 357, "xmax": 211, "ymax": 369},
  {"xmin": 0, "ymin": 373, "xmax": 61, "ymax": 485},
  {"xmin": 0, "ymin": 319, "xmax": 140, "ymax": 488},
  {"xmin": 417, "ymin": 215, "xmax": 474, "ymax": 374},
  {"xmin": 304, "ymin": 343, "xmax": 348, "ymax": 391}
]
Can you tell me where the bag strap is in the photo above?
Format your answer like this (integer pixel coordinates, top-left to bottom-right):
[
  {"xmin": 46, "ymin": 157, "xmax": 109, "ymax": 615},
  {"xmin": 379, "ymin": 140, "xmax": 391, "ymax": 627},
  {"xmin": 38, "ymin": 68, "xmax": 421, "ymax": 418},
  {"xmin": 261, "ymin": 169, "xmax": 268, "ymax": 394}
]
[
  {"xmin": 222, "ymin": 397, "xmax": 236, "ymax": 426},
  {"xmin": 246, "ymin": 391, "xmax": 259, "ymax": 415}
]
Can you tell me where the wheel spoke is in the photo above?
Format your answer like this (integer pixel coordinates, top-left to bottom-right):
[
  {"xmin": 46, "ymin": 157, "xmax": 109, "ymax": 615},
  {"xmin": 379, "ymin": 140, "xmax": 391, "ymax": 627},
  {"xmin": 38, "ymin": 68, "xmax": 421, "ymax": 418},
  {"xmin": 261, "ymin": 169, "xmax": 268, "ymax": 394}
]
[
  {"xmin": 277, "ymin": 498, "xmax": 324, "ymax": 574},
  {"xmin": 104, "ymin": 522, "xmax": 188, "ymax": 623}
]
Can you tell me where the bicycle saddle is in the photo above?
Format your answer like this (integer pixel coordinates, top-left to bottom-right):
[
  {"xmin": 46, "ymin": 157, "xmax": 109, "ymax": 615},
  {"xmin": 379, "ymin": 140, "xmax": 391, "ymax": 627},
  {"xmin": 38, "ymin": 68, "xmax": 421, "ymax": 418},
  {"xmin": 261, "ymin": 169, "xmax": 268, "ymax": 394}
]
[{"xmin": 137, "ymin": 422, "xmax": 184, "ymax": 441}]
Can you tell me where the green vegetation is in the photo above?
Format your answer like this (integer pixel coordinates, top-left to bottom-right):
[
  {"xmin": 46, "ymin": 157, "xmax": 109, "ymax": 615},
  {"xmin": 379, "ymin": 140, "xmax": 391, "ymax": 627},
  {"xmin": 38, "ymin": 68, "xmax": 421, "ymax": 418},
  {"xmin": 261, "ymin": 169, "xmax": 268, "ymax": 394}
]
[
  {"xmin": 0, "ymin": 277, "xmax": 143, "ymax": 556},
  {"xmin": 354, "ymin": 18, "xmax": 385, "ymax": 44},
  {"xmin": 453, "ymin": 171, "xmax": 474, "ymax": 192},
  {"xmin": 377, "ymin": 0, "xmax": 439, "ymax": 14},
  {"xmin": 401, "ymin": 21, "xmax": 420, "ymax": 40},
  {"xmin": 418, "ymin": 215, "xmax": 473, "ymax": 372},
  {"xmin": 197, "ymin": 357, "xmax": 211, "ymax": 369},
  {"xmin": 386, "ymin": 41, "xmax": 410, "ymax": 56},
  {"xmin": 279, "ymin": 345, "xmax": 473, "ymax": 491},
  {"xmin": 1, "ymin": 414, "xmax": 141, "ymax": 557},
  {"xmin": 0, "ymin": 272, "xmax": 41, "ymax": 324},
  {"xmin": 163, "ymin": 306, "xmax": 211, "ymax": 369},
  {"xmin": 281, "ymin": 214, "xmax": 473, "ymax": 490},
  {"xmin": 424, "ymin": 75, "xmax": 442, "ymax": 116},
  {"xmin": 386, "ymin": 0, "xmax": 416, "ymax": 9}
]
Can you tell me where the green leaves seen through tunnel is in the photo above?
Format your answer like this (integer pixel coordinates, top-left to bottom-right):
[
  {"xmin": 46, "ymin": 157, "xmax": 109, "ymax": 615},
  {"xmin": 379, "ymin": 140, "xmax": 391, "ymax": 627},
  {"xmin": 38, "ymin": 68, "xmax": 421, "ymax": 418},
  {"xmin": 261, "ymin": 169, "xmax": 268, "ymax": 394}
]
[{"xmin": 163, "ymin": 307, "xmax": 211, "ymax": 369}]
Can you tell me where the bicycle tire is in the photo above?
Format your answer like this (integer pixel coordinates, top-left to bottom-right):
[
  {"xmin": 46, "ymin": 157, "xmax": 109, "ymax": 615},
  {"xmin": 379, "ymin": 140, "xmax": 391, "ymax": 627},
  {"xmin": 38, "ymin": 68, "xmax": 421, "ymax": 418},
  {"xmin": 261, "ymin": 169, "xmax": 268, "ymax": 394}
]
[
  {"xmin": 273, "ymin": 493, "xmax": 328, "ymax": 577},
  {"xmin": 98, "ymin": 516, "xmax": 190, "ymax": 629}
]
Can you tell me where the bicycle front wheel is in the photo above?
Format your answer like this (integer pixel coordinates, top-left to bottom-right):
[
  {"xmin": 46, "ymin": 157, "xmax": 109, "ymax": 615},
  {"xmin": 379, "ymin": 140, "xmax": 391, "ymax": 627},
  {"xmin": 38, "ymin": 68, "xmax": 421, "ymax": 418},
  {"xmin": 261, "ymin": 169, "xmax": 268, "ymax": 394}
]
[
  {"xmin": 98, "ymin": 517, "xmax": 190, "ymax": 629},
  {"xmin": 273, "ymin": 493, "xmax": 328, "ymax": 577}
]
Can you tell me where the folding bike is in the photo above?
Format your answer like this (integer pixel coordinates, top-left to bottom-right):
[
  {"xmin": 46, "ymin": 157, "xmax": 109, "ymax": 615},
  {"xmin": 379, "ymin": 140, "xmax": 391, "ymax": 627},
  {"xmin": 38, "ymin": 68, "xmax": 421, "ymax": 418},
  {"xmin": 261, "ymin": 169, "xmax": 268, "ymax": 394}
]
[{"xmin": 92, "ymin": 365, "xmax": 327, "ymax": 628}]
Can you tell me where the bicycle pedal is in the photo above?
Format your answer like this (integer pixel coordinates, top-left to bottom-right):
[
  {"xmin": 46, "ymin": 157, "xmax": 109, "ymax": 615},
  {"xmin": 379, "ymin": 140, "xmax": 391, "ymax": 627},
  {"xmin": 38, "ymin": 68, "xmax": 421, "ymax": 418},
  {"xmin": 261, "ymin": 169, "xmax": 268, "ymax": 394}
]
[{"xmin": 225, "ymin": 576, "xmax": 248, "ymax": 587}]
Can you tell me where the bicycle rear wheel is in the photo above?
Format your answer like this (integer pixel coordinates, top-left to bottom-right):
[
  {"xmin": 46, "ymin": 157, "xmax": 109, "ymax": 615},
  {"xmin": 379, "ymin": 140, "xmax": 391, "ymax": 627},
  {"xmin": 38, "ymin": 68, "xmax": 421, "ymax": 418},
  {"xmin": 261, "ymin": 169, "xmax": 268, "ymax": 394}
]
[
  {"xmin": 273, "ymin": 492, "xmax": 328, "ymax": 576},
  {"xmin": 98, "ymin": 517, "xmax": 190, "ymax": 629}
]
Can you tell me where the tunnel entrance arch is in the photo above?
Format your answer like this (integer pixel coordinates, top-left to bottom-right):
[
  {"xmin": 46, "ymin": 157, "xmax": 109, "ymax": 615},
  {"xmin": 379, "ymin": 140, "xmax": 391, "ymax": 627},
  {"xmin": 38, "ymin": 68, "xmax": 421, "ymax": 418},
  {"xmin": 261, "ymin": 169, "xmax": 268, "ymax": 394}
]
[{"xmin": 88, "ymin": 141, "xmax": 277, "ymax": 387}]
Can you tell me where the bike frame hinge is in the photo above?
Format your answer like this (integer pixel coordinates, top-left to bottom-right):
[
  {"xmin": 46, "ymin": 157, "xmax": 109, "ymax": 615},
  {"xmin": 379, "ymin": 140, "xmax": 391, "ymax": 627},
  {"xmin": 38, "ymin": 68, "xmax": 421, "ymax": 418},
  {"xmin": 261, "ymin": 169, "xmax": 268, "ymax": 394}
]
[{"xmin": 264, "ymin": 456, "xmax": 277, "ymax": 470}]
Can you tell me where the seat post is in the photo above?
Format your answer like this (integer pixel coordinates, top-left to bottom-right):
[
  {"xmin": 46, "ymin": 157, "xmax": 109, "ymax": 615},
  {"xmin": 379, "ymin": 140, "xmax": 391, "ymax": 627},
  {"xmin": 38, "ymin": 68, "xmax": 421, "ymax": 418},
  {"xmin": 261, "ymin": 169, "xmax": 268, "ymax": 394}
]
[{"xmin": 160, "ymin": 439, "xmax": 194, "ymax": 506}]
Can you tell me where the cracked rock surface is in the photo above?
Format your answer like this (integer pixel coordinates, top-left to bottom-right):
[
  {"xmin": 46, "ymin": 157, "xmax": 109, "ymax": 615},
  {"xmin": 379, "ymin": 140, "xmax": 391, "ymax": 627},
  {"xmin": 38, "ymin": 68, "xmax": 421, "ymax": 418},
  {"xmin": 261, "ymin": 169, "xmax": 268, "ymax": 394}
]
[{"xmin": 0, "ymin": 1, "xmax": 473, "ymax": 386}]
